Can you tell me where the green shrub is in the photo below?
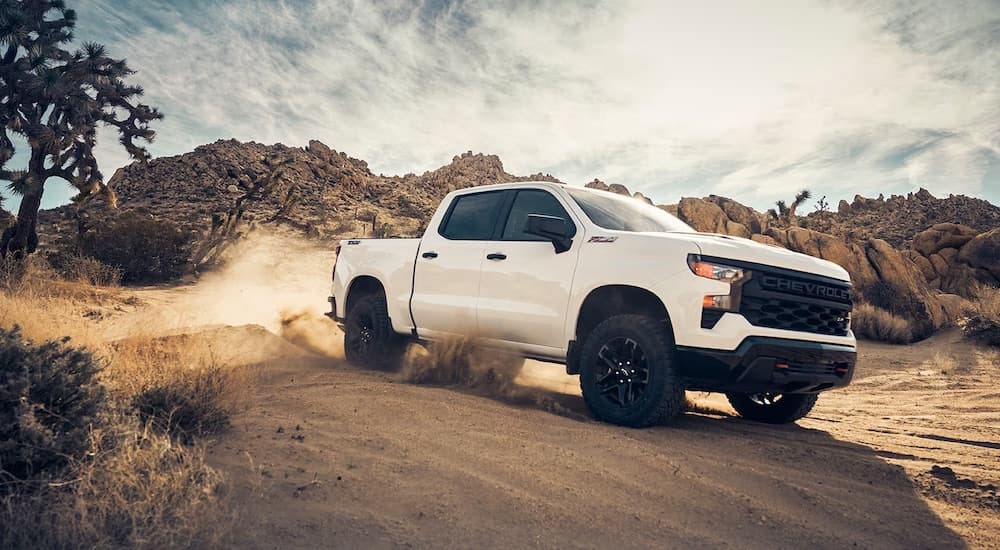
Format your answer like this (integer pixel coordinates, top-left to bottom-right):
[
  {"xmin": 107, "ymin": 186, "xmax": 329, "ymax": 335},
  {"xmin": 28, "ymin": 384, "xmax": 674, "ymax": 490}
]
[
  {"xmin": 81, "ymin": 212, "xmax": 192, "ymax": 284},
  {"xmin": 0, "ymin": 327, "xmax": 106, "ymax": 492}
]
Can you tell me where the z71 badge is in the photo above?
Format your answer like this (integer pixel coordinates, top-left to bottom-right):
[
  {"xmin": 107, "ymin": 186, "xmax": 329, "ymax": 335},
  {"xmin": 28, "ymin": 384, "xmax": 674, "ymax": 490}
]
[{"xmin": 588, "ymin": 236, "xmax": 618, "ymax": 243}]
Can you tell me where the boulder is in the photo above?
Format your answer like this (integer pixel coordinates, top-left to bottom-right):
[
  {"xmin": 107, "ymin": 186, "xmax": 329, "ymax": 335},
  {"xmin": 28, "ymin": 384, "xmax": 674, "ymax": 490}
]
[
  {"xmin": 707, "ymin": 195, "xmax": 763, "ymax": 234},
  {"xmin": 676, "ymin": 198, "xmax": 729, "ymax": 234},
  {"xmin": 607, "ymin": 183, "xmax": 631, "ymax": 196},
  {"xmin": 863, "ymin": 238, "xmax": 946, "ymax": 337},
  {"xmin": 724, "ymin": 220, "xmax": 752, "ymax": 239},
  {"xmin": 911, "ymin": 223, "xmax": 978, "ymax": 256},
  {"xmin": 928, "ymin": 253, "xmax": 949, "ymax": 278},
  {"xmin": 750, "ymin": 234, "xmax": 780, "ymax": 247},
  {"xmin": 958, "ymin": 228, "xmax": 1000, "ymax": 279},
  {"xmin": 584, "ymin": 179, "xmax": 609, "ymax": 192},
  {"xmin": 908, "ymin": 253, "xmax": 936, "ymax": 283}
]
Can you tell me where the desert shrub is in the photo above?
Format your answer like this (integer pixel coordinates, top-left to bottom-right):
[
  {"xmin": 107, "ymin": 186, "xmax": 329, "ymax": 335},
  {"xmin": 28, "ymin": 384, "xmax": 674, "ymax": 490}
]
[
  {"xmin": 851, "ymin": 303, "xmax": 915, "ymax": 344},
  {"xmin": 958, "ymin": 285, "xmax": 1000, "ymax": 347},
  {"xmin": 0, "ymin": 327, "xmax": 106, "ymax": 491},
  {"xmin": 0, "ymin": 417, "xmax": 228, "ymax": 549},
  {"xmin": 49, "ymin": 254, "xmax": 123, "ymax": 286},
  {"xmin": 131, "ymin": 365, "xmax": 247, "ymax": 444},
  {"xmin": 81, "ymin": 212, "xmax": 193, "ymax": 284}
]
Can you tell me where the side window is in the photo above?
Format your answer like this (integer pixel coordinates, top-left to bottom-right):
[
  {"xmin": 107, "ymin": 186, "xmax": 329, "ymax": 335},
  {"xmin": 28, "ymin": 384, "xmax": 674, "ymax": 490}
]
[
  {"xmin": 501, "ymin": 190, "xmax": 576, "ymax": 241},
  {"xmin": 439, "ymin": 191, "xmax": 506, "ymax": 240}
]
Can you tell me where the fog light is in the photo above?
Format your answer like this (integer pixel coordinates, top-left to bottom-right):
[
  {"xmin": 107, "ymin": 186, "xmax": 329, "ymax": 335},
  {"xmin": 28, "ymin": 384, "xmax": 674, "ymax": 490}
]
[{"xmin": 702, "ymin": 295, "xmax": 734, "ymax": 310}]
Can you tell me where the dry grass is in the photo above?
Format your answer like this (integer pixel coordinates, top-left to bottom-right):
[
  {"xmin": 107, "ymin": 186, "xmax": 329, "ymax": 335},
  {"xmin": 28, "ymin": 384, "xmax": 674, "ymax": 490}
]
[
  {"xmin": 959, "ymin": 285, "xmax": 1000, "ymax": 347},
  {"xmin": 0, "ymin": 261, "xmax": 249, "ymax": 548},
  {"xmin": 57, "ymin": 254, "xmax": 124, "ymax": 286},
  {"xmin": 851, "ymin": 303, "xmax": 915, "ymax": 344},
  {"xmin": 1, "ymin": 419, "xmax": 229, "ymax": 549}
]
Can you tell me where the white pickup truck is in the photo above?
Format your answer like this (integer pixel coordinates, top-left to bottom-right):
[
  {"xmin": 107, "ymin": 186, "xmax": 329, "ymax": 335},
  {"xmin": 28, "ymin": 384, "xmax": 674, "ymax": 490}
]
[{"xmin": 328, "ymin": 182, "xmax": 856, "ymax": 427}]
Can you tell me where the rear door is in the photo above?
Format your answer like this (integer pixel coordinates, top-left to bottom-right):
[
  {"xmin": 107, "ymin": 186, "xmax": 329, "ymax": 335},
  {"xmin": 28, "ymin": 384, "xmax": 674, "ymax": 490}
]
[
  {"xmin": 410, "ymin": 189, "xmax": 509, "ymax": 339},
  {"xmin": 476, "ymin": 188, "xmax": 582, "ymax": 353}
]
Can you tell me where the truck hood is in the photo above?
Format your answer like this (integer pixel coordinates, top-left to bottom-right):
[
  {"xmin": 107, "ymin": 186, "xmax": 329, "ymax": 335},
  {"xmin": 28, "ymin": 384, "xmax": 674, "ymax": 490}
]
[{"xmin": 667, "ymin": 232, "xmax": 851, "ymax": 282}]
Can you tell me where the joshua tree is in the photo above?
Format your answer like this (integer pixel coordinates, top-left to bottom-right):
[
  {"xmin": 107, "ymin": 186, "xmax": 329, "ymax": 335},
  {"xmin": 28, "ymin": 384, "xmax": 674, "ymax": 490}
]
[
  {"xmin": 0, "ymin": 0, "xmax": 161, "ymax": 260},
  {"xmin": 767, "ymin": 189, "xmax": 812, "ymax": 227}
]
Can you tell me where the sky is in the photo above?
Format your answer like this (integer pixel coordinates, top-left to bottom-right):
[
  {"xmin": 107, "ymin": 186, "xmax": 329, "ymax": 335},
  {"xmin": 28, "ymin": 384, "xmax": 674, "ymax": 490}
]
[{"xmin": 3, "ymin": 0, "xmax": 999, "ymax": 213}]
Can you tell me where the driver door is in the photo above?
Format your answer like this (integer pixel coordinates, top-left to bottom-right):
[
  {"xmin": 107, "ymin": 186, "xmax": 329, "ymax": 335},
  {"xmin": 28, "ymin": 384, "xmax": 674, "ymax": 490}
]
[{"xmin": 475, "ymin": 188, "xmax": 582, "ymax": 353}]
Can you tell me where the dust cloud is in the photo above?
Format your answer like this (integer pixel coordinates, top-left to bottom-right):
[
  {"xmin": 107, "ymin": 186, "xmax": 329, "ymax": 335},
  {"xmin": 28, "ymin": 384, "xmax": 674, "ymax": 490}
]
[
  {"xmin": 400, "ymin": 337, "xmax": 581, "ymax": 418},
  {"xmin": 279, "ymin": 309, "xmax": 343, "ymax": 359},
  {"xmin": 113, "ymin": 231, "xmax": 339, "ymax": 350}
]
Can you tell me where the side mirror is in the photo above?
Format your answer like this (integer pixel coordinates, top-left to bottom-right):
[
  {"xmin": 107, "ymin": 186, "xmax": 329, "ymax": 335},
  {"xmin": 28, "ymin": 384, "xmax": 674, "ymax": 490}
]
[{"xmin": 526, "ymin": 214, "xmax": 573, "ymax": 253}]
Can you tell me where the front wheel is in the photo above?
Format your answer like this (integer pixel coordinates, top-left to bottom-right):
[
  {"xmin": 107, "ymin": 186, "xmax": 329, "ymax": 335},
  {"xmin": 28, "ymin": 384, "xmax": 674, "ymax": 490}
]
[
  {"xmin": 726, "ymin": 392, "xmax": 818, "ymax": 424},
  {"xmin": 579, "ymin": 315, "xmax": 685, "ymax": 428},
  {"xmin": 344, "ymin": 295, "xmax": 405, "ymax": 370}
]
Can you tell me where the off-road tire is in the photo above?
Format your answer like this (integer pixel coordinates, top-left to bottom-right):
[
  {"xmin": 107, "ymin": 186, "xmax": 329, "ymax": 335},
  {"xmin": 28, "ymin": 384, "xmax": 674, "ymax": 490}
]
[
  {"xmin": 726, "ymin": 392, "xmax": 818, "ymax": 424},
  {"xmin": 344, "ymin": 294, "xmax": 405, "ymax": 370},
  {"xmin": 579, "ymin": 315, "xmax": 685, "ymax": 427}
]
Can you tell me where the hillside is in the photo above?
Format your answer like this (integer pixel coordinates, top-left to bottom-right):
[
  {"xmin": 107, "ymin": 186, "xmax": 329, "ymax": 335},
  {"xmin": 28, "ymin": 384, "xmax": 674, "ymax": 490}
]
[{"xmin": 802, "ymin": 190, "xmax": 1000, "ymax": 248}]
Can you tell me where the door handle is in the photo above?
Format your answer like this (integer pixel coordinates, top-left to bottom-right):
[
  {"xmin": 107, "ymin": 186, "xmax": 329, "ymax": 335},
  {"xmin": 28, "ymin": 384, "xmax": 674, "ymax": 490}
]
[
  {"xmin": 422, "ymin": 251, "xmax": 438, "ymax": 259},
  {"xmin": 486, "ymin": 253, "xmax": 507, "ymax": 261}
]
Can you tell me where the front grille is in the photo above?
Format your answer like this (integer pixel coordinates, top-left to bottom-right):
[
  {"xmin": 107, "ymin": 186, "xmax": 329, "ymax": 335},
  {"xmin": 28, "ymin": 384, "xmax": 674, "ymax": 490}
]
[{"xmin": 740, "ymin": 295, "xmax": 850, "ymax": 336}]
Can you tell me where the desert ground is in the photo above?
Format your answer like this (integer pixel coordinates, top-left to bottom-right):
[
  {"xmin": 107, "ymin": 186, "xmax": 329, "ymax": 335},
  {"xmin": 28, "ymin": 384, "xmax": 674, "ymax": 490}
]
[{"xmin": 57, "ymin": 236, "xmax": 995, "ymax": 550}]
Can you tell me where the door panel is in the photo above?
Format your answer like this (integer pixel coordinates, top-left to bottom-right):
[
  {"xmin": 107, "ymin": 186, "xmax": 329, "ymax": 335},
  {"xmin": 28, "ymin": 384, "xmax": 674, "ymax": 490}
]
[
  {"xmin": 410, "ymin": 240, "xmax": 485, "ymax": 338},
  {"xmin": 476, "ymin": 189, "xmax": 580, "ymax": 350},
  {"xmin": 410, "ymin": 190, "xmax": 508, "ymax": 338}
]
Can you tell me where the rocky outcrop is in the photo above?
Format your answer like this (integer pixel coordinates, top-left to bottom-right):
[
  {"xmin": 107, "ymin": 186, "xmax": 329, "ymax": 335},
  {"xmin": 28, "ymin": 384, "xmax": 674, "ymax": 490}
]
[
  {"xmin": 911, "ymin": 223, "xmax": 979, "ymax": 256},
  {"xmin": 802, "ymin": 188, "xmax": 1000, "ymax": 248}
]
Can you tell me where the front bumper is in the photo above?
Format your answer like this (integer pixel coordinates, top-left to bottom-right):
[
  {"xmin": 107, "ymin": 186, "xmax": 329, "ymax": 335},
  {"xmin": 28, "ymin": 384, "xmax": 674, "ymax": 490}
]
[{"xmin": 676, "ymin": 337, "xmax": 856, "ymax": 394}]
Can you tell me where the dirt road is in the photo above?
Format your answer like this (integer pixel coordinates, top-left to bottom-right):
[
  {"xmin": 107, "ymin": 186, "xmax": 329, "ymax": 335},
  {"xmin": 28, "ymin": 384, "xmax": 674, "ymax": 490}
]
[
  {"xmin": 94, "ymin": 239, "xmax": 997, "ymax": 548},
  {"xmin": 198, "ymin": 325, "xmax": 997, "ymax": 549}
]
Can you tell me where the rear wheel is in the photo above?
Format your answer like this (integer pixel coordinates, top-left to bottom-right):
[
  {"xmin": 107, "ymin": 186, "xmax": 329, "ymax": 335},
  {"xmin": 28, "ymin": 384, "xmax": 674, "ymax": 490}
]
[
  {"xmin": 579, "ymin": 315, "xmax": 685, "ymax": 427},
  {"xmin": 726, "ymin": 392, "xmax": 818, "ymax": 424},
  {"xmin": 344, "ymin": 294, "xmax": 404, "ymax": 370}
]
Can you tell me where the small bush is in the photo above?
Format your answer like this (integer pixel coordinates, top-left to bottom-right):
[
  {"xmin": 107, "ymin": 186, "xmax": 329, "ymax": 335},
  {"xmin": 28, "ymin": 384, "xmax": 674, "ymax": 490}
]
[
  {"xmin": 959, "ymin": 285, "xmax": 1000, "ymax": 347},
  {"xmin": 51, "ymin": 254, "xmax": 123, "ymax": 287},
  {"xmin": 132, "ymin": 365, "xmax": 246, "ymax": 444},
  {"xmin": 81, "ymin": 212, "xmax": 193, "ymax": 284},
  {"xmin": 0, "ymin": 327, "xmax": 106, "ymax": 491},
  {"xmin": 1, "ymin": 418, "xmax": 229, "ymax": 549},
  {"xmin": 851, "ymin": 303, "xmax": 915, "ymax": 344}
]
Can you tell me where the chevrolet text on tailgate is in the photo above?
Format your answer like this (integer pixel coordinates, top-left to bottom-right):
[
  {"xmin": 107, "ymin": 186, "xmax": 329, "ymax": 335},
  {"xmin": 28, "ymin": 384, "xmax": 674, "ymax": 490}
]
[{"xmin": 328, "ymin": 182, "xmax": 856, "ymax": 427}]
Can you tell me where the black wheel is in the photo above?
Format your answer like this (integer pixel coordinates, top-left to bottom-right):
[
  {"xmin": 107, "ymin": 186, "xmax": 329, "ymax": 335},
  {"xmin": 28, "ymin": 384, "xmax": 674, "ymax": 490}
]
[
  {"xmin": 726, "ymin": 392, "xmax": 818, "ymax": 424},
  {"xmin": 579, "ymin": 315, "xmax": 685, "ymax": 427},
  {"xmin": 344, "ymin": 294, "xmax": 404, "ymax": 370}
]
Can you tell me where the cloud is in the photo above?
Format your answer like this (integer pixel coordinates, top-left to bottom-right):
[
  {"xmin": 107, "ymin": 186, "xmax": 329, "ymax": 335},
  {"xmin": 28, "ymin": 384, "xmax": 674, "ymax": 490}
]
[{"xmin": 9, "ymin": 0, "xmax": 996, "ymax": 212}]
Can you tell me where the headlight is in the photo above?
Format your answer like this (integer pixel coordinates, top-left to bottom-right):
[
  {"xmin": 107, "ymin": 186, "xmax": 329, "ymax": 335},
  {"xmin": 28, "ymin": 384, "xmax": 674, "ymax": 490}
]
[{"xmin": 687, "ymin": 256, "xmax": 746, "ymax": 283}]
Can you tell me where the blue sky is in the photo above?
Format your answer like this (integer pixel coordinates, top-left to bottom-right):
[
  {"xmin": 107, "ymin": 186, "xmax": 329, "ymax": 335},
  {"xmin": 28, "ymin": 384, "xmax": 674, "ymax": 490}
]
[{"xmin": 3, "ymin": 0, "xmax": 998, "ymax": 213}]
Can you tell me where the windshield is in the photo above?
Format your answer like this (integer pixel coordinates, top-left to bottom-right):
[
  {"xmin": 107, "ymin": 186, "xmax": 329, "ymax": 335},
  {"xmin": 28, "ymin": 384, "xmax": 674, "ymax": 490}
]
[{"xmin": 565, "ymin": 187, "xmax": 693, "ymax": 233}]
